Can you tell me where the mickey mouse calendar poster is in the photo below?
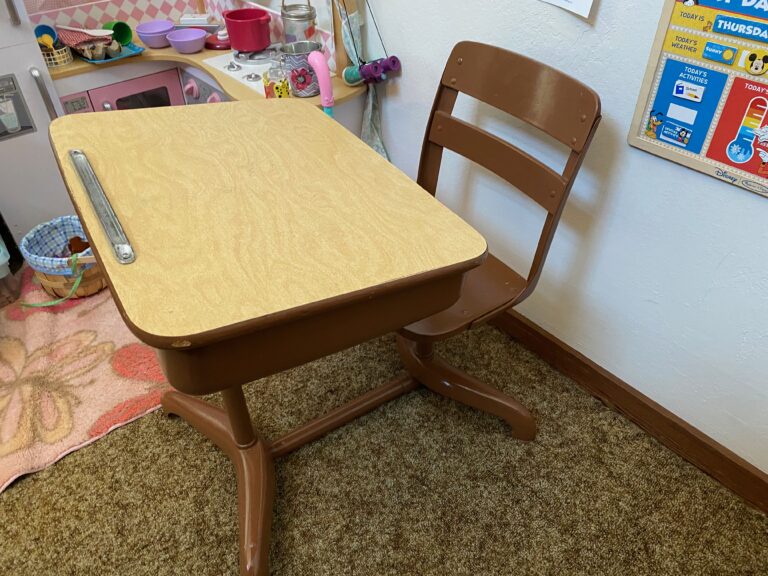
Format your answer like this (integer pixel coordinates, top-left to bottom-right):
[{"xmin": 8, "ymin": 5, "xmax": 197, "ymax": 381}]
[{"xmin": 629, "ymin": 0, "xmax": 768, "ymax": 197}]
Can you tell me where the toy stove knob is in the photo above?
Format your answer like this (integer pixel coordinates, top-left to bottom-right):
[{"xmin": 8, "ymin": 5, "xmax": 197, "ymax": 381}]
[{"xmin": 184, "ymin": 79, "xmax": 199, "ymax": 99}]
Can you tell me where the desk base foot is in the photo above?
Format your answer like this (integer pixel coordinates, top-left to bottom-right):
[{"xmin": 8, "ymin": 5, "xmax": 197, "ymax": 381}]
[
  {"xmin": 162, "ymin": 391, "xmax": 275, "ymax": 576},
  {"xmin": 397, "ymin": 336, "xmax": 537, "ymax": 441},
  {"xmin": 161, "ymin": 373, "xmax": 420, "ymax": 575}
]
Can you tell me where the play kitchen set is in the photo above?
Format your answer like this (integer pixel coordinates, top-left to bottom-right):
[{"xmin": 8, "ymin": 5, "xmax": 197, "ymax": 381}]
[
  {"xmin": 36, "ymin": 9, "xmax": 331, "ymax": 103},
  {"xmin": 34, "ymin": 0, "xmax": 399, "ymax": 109}
]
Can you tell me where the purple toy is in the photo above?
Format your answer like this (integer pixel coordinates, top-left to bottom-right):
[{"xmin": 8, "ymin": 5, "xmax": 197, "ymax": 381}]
[{"xmin": 343, "ymin": 55, "xmax": 402, "ymax": 86}]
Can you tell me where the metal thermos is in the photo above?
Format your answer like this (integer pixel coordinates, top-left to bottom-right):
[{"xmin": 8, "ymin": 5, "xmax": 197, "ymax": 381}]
[
  {"xmin": 280, "ymin": 41, "xmax": 322, "ymax": 97},
  {"xmin": 281, "ymin": 0, "xmax": 317, "ymax": 43}
]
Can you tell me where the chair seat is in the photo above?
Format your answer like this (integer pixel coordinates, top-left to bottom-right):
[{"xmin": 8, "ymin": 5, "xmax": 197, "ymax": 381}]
[{"xmin": 400, "ymin": 253, "xmax": 527, "ymax": 341}]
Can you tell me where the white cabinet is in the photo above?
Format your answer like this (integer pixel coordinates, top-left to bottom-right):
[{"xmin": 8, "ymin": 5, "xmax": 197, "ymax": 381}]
[
  {"xmin": 0, "ymin": 0, "xmax": 37, "ymax": 50},
  {"xmin": 0, "ymin": 42, "xmax": 72, "ymax": 241}
]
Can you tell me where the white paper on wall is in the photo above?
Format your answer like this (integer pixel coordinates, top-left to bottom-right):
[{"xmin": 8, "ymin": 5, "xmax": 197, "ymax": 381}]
[{"xmin": 539, "ymin": 0, "xmax": 594, "ymax": 18}]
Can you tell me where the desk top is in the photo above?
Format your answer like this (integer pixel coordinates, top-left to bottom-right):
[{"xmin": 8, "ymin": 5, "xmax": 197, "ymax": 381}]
[{"xmin": 49, "ymin": 100, "xmax": 487, "ymax": 348}]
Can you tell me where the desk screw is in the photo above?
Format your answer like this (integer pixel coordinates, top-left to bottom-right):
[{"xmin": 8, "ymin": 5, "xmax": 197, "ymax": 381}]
[{"xmin": 457, "ymin": 57, "xmax": 464, "ymax": 65}]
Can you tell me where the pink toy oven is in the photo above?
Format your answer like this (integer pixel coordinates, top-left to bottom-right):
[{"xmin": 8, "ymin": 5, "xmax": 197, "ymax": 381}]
[{"xmin": 85, "ymin": 69, "xmax": 185, "ymax": 112}]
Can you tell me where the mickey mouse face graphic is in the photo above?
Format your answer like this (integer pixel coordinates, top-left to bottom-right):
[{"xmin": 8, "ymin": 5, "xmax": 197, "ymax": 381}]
[{"xmin": 747, "ymin": 53, "xmax": 768, "ymax": 76}]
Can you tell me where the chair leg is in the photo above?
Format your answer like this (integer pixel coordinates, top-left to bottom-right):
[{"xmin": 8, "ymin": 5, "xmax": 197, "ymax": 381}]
[
  {"xmin": 397, "ymin": 336, "xmax": 536, "ymax": 441},
  {"xmin": 162, "ymin": 389, "xmax": 275, "ymax": 576}
]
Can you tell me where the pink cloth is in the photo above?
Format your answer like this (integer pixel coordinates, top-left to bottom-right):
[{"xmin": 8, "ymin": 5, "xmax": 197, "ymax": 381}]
[
  {"xmin": 56, "ymin": 28, "xmax": 111, "ymax": 48},
  {"xmin": 0, "ymin": 268, "xmax": 169, "ymax": 493}
]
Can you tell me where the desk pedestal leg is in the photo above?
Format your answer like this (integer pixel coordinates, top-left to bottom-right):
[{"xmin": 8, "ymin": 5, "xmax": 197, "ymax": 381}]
[
  {"xmin": 162, "ymin": 374, "xmax": 419, "ymax": 574},
  {"xmin": 397, "ymin": 336, "xmax": 536, "ymax": 441},
  {"xmin": 162, "ymin": 390, "xmax": 275, "ymax": 576}
]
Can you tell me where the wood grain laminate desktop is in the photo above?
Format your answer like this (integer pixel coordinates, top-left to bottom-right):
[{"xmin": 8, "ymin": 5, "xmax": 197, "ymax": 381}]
[{"xmin": 48, "ymin": 99, "xmax": 487, "ymax": 348}]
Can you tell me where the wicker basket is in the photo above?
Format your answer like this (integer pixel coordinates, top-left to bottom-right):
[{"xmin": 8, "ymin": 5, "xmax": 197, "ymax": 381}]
[
  {"xmin": 34, "ymin": 264, "xmax": 107, "ymax": 299},
  {"xmin": 42, "ymin": 45, "xmax": 73, "ymax": 68},
  {"xmin": 20, "ymin": 215, "xmax": 107, "ymax": 302}
]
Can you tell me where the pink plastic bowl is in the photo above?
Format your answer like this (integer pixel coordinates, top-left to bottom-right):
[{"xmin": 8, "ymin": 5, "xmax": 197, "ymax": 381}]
[{"xmin": 167, "ymin": 28, "xmax": 207, "ymax": 54}]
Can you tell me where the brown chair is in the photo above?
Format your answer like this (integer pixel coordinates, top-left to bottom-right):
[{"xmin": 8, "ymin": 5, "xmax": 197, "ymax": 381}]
[{"xmin": 397, "ymin": 41, "xmax": 601, "ymax": 440}]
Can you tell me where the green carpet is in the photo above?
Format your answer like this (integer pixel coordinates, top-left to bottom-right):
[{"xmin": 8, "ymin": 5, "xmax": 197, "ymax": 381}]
[{"xmin": 1, "ymin": 326, "xmax": 766, "ymax": 575}]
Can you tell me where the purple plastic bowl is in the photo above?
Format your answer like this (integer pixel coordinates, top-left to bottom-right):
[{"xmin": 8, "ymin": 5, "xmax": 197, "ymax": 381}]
[
  {"xmin": 166, "ymin": 28, "xmax": 207, "ymax": 54},
  {"xmin": 136, "ymin": 19, "xmax": 174, "ymax": 34},
  {"xmin": 137, "ymin": 30, "xmax": 171, "ymax": 48},
  {"xmin": 135, "ymin": 20, "xmax": 174, "ymax": 48}
]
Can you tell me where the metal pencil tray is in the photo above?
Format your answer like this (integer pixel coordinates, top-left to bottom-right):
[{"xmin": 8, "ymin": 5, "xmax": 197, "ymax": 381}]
[{"xmin": 69, "ymin": 149, "xmax": 135, "ymax": 265}]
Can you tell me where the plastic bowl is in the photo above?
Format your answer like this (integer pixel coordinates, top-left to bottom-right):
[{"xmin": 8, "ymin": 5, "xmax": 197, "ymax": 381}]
[
  {"xmin": 136, "ymin": 20, "xmax": 174, "ymax": 48},
  {"xmin": 136, "ymin": 19, "xmax": 174, "ymax": 35},
  {"xmin": 34, "ymin": 24, "xmax": 58, "ymax": 44},
  {"xmin": 166, "ymin": 28, "xmax": 207, "ymax": 54},
  {"xmin": 137, "ymin": 30, "xmax": 172, "ymax": 49}
]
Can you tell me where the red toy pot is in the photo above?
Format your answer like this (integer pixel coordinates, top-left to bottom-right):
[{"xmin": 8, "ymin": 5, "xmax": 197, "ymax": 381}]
[{"xmin": 223, "ymin": 8, "xmax": 271, "ymax": 53}]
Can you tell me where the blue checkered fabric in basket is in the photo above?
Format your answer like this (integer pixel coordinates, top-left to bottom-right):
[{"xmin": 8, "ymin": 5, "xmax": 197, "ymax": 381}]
[{"xmin": 19, "ymin": 215, "xmax": 95, "ymax": 277}]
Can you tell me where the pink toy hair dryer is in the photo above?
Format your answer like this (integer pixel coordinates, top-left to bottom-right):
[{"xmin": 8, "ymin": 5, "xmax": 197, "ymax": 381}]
[{"xmin": 308, "ymin": 51, "xmax": 334, "ymax": 117}]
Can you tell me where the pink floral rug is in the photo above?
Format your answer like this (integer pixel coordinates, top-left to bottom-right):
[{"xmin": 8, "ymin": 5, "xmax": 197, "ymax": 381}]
[{"xmin": 0, "ymin": 267, "xmax": 169, "ymax": 492}]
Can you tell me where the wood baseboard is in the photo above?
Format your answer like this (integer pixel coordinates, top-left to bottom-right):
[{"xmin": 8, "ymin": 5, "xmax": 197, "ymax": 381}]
[{"xmin": 491, "ymin": 310, "xmax": 768, "ymax": 514}]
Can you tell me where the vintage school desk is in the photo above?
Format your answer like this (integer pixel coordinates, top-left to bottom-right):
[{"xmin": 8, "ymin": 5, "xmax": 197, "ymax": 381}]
[{"xmin": 49, "ymin": 100, "xmax": 487, "ymax": 576}]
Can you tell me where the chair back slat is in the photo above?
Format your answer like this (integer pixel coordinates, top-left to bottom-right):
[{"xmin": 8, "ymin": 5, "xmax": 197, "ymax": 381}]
[
  {"xmin": 428, "ymin": 111, "xmax": 566, "ymax": 214},
  {"xmin": 441, "ymin": 41, "xmax": 600, "ymax": 152},
  {"xmin": 417, "ymin": 41, "xmax": 601, "ymax": 302}
]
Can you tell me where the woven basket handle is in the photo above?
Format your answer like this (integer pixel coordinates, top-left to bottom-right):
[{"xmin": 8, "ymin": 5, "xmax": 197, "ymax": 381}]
[{"xmin": 67, "ymin": 254, "xmax": 97, "ymax": 267}]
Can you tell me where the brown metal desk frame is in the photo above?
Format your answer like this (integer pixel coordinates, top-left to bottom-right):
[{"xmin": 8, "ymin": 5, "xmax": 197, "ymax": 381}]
[
  {"xmin": 49, "ymin": 99, "xmax": 488, "ymax": 576},
  {"xmin": 156, "ymin": 261, "xmax": 483, "ymax": 575}
]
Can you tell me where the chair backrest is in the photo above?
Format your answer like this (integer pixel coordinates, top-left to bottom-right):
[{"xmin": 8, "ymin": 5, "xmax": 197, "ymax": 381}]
[{"xmin": 418, "ymin": 41, "xmax": 601, "ymax": 300}]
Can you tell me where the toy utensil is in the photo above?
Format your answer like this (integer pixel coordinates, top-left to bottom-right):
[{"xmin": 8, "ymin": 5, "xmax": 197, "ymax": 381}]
[
  {"xmin": 37, "ymin": 34, "xmax": 55, "ymax": 50},
  {"xmin": 58, "ymin": 25, "xmax": 114, "ymax": 37},
  {"xmin": 308, "ymin": 50, "xmax": 334, "ymax": 117}
]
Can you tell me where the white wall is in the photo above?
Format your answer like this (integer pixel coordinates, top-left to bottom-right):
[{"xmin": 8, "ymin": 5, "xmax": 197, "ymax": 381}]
[{"xmin": 365, "ymin": 0, "xmax": 768, "ymax": 472}]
